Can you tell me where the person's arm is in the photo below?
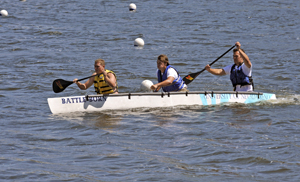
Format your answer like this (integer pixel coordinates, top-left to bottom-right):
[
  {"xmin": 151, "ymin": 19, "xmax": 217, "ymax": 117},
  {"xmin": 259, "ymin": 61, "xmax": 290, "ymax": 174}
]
[
  {"xmin": 151, "ymin": 76, "xmax": 175, "ymax": 91},
  {"xmin": 104, "ymin": 71, "xmax": 117, "ymax": 89},
  {"xmin": 236, "ymin": 42, "xmax": 251, "ymax": 68},
  {"xmin": 97, "ymin": 64, "xmax": 117, "ymax": 89},
  {"xmin": 73, "ymin": 74, "xmax": 95, "ymax": 90},
  {"xmin": 205, "ymin": 65, "xmax": 226, "ymax": 75}
]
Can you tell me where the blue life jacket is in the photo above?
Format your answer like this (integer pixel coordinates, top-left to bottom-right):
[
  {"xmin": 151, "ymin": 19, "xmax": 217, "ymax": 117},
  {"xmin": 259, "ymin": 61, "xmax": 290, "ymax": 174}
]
[
  {"xmin": 230, "ymin": 64, "xmax": 254, "ymax": 90},
  {"xmin": 157, "ymin": 65, "xmax": 185, "ymax": 92}
]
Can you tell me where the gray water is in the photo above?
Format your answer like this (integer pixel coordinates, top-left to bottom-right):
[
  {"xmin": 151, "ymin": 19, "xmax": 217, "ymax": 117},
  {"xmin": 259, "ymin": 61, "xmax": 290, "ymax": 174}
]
[{"xmin": 1, "ymin": 0, "xmax": 300, "ymax": 181}]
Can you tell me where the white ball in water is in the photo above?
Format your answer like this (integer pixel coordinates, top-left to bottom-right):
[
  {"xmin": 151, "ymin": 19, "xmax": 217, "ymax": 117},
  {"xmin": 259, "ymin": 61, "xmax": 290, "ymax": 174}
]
[
  {"xmin": 141, "ymin": 80, "xmax": 153, "ymax": 91},
  {"xmin": 0, "ymin": 10, "xmax": 8, "ymax": 17},
  {"xmin": 134, "ymin": 38, "xmax": 144, "ymax": 47},
  {"xmin": 129, "ymin": 3, "xmax": 136, "ymax": 11}
]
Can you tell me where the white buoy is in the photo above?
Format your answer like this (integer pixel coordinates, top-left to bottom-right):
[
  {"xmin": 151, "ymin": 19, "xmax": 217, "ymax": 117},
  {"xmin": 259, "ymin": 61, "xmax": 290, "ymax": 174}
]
[
  {"xmin": 129, "ymin": 3, "xmax": 136, "ymax": 11},
  {"xmin": 141, "ymin": 80, "xmax": 153, "ymax": 91},
  {"xmin": 0, "ymin": 10, "xmax": 8, "ymax": 17},
  {"xmin": 134, "ymin": 38, "xmax": 144, "ymax": 47},
  {"xmin": 20, "ymin": 0, "xmax": 26, "ymax": 2}
]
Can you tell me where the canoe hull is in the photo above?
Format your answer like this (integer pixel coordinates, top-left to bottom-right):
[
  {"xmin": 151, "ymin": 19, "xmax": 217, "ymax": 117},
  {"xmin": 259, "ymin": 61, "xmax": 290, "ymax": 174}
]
[{"xmin": 47, "ymin": 91, "xmax": 276, "ymax": 114}]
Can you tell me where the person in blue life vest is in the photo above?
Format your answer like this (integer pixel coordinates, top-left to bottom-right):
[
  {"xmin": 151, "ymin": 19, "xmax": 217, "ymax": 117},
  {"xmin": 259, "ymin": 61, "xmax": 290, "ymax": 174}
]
[
  {"xmin": 205, "ymin": 42, "xmax": 254, "ymax": 91},
  {"xmin": 73, "ymin": 59, "xmax": 118, "ymax": 94},
  {"xmin": 150, "ymin": 54, "xmax": 188, "ymax": 92}
]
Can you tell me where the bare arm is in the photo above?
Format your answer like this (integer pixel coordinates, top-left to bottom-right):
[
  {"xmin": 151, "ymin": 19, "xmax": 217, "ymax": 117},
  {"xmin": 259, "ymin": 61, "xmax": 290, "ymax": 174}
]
[
  {"xmin": 104, "ymin": 72, "xmax": 117, "ymax": 89},
  {"xmin": 205, "ymin": 65, "xmax": 226, "ymax": 75},
  {"xmin": 236, "ymin": 42, "xmax": 251, "ymax": 68},
  {"xmin": 151, "ymin": 76, "xmax": 175, "ymax": 91},
  {"xmin": 73, "ymin": 73, "xmax": 95, "ymax": 90}
]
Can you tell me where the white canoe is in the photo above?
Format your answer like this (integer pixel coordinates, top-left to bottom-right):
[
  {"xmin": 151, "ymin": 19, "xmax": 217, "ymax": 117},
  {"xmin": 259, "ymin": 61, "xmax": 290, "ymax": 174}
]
[{"xmin": 47, "ymin": 91, "xmax": 276, "ymax": 114}]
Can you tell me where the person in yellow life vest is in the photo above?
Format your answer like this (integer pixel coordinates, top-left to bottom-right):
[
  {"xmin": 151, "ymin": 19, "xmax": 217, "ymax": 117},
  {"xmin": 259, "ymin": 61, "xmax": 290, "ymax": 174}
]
[{"xmin": 73, "ymin": 59, "xmax": 118, "ymax": 94}]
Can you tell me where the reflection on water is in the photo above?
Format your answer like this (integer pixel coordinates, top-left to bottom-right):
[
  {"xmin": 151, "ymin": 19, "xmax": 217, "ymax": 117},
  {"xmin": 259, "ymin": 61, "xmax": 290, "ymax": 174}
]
[
  {"xmin": 93, "ymin": 114, "xmax": 122, "ymax": 130},
  {"xmin": 51, "ymin": 112, "xmax": 123, "ymax": 131}
]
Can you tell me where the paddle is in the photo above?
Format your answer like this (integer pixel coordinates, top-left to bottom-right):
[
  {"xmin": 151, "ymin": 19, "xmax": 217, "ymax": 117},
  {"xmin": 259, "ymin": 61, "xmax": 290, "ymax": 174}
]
[
  {"xmin": 52, "ymin": 75, "xmax": 97, "ymax": 93},
  {"xmin": 183, "ymin": 45, "xmax": 236, "ymax": 85}
]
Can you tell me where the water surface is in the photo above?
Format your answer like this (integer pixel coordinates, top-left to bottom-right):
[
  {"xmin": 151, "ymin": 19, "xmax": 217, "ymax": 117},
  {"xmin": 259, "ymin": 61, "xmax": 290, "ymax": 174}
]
[{"xmin": 0, "ymin": 0, "xmax": 300, "ymax": 181}]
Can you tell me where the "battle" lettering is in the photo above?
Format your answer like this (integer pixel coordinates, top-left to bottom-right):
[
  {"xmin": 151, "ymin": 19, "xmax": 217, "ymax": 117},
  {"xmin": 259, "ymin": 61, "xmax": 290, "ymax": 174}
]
[{"xmin": 62, "ymin": 96, "xmax": 107, "ymax": 104}]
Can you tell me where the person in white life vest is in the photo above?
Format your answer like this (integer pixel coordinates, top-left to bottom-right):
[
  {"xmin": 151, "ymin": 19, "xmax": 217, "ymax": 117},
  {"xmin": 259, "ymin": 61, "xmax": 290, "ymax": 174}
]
[
  {"xmin": 205, "ymin": 42, "xmax": 254, "ymax": 91},
  {"xmin": 73, "ymin": 59, "xmax": 118, "ymax": 94},
  {"xmin": 151, "ymin": 54, "xmax": 188, "ymax": 92}
]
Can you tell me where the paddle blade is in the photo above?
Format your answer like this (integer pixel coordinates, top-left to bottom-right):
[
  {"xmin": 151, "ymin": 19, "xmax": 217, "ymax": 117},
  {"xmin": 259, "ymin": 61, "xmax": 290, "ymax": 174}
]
[
  {"xmin": 52, "ymin": 79, "xmax": 74, "ymax": 93},
  {"xmin": 183, "ymin": 71, "xmax": 201, "ymax": 85}
]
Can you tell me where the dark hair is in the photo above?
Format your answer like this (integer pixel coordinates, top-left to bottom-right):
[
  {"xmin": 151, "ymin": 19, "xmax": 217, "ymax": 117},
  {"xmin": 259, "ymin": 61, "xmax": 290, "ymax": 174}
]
[{"xmin": 233, "ymin": 48, "xmax": 245, "ymax": 53}]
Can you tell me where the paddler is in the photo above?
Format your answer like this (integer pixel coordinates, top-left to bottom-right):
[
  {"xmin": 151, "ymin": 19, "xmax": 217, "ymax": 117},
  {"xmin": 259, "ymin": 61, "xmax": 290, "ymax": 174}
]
[
  {"xmin": 151, "ymin": 54, "xmax": 188, "ymax": 92},
  {"xmin": 73, "ymin": 59, "xmax": 118, "ymax": 94},
  {"xmin": 205, "ymin": 42, "xmax": 254, "ymax": 91}
]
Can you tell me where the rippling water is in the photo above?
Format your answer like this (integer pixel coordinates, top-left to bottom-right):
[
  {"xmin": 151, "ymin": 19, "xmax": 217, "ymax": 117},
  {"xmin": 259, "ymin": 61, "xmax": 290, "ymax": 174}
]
[{"xmin": 1, "ymin": 0, "xmax": 300, "ymax": 181}]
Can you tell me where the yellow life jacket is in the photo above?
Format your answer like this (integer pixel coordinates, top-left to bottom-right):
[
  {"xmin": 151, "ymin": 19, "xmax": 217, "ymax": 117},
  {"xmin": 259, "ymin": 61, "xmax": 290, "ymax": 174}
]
[{"xmin": 94, "ymin": 70, "xmax": 118, "ymax": 94}]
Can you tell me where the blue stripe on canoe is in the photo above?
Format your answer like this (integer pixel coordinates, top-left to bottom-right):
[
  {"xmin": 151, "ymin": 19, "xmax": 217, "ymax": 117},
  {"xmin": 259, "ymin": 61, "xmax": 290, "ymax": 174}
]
[
  {"xmin": 244, "ymin": 93, "xmax": 274, "ymax": 104},
  {"xmin": 211, "ymin": 95, "xmax": 216, "ymax": 105},
  {"xmin": 200, "ymin": 94, "xmax": 208, "ymax": 105}
]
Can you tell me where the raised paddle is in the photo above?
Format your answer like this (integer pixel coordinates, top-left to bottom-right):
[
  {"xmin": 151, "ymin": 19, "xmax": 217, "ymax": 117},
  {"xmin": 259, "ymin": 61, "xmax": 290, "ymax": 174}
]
[
  {"xmin": 52, "ymin": 74, "xmax": 98, "ymax": 93},
  {"xmin": 183, "ymin": 45, "xmax": 236, "ymax": 85}
]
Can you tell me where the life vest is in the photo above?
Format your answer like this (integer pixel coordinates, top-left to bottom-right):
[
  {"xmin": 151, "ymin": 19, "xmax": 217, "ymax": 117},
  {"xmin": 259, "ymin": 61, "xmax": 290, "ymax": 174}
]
[
  {"xmin": 157, "ymin": 65, "xmax": 185, "ymax": 92},
  {"xmin": 230, "ymin": 64, "xmax": 254, "ymax": 91},
  {"xmin": 94, "ymin": 70, "xmax": 118, "ymax": 94}
]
